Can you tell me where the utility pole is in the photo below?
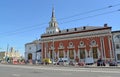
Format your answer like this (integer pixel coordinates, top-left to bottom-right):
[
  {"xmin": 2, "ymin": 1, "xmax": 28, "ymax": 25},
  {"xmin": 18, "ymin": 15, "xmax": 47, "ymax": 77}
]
[
  {"xmin": 52, "ymin": 38, "xmax": 54, "ymax": 63},
  {"xmin": 6, "ymin": 44, "xmax": 9, "ymax": 52}
]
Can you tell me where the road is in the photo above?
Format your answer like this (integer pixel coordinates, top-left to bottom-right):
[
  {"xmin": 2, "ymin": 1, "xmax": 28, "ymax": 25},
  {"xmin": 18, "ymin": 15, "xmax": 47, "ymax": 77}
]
[{"xmin": 0, "ymin": 64, "xmax": 120, "ymax": 77}]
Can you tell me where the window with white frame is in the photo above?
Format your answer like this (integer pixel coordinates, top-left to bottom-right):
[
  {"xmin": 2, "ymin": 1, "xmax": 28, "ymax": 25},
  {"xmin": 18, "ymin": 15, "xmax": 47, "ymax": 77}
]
[
  {"xmin": 80, "ymin": 41, "xmax": 84, "ymax": 46},
  {"xmin": 91, "ymin": 40, "xmax": 96, "ymax": 46},
  {"xmin": 69, "ymin": 42, "xmax": 73, "ymax": 47},
  {"xmin": 59, "ymin": 42, "xmax": 63, "ymax": 48},
  {"xmin": 116, "ymin": 44, "xmax": 120, "ymax": 49}
]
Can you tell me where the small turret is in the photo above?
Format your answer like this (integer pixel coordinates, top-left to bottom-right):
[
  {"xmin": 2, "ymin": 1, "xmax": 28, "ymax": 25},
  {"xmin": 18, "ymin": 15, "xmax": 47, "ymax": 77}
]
[{"xmin": 46, "ymin": 7, "xmax": 60, "ymax": 34}]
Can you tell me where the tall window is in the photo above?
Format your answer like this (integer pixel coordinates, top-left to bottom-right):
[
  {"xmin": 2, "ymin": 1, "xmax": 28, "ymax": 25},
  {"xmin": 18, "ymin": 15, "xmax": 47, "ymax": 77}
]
[
  {"xmin": 50, "ymin": 50, "xmax": 53, "ymax": 59},
  {"xmin": 92, "ymin": 47, "xmax": 98, "ymax": 59},
  {"xmin": 116, "ymin": 44, "xmax": 120, "ymax": 49},
  {"xmin": 80, "ymin": 49, "xmax": 85, "ymax": 59},
  {"xmin": 117, "ymin": 54, "xmax": 120, "ymax": 60},
  {"xmin": 69, "ymin": 42, "xmax": 73, "ymax": 47},
  {"xmin": 69, "ymin": 50, "xmax": 74, "ymax": 59},
  {"xmin": 91, "ymin": 40, "xmax": 96, "ymax": 46},
  {"xmin": 59, "ymin": 50, "xmax": 64, "ymax": 58}
]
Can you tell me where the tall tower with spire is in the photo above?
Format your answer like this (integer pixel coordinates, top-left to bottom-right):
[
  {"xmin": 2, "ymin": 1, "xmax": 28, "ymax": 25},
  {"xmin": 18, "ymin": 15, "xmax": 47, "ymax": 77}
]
[{"xmin": 46, "ymin": 7, "xmax": 60, "ymax": 34}]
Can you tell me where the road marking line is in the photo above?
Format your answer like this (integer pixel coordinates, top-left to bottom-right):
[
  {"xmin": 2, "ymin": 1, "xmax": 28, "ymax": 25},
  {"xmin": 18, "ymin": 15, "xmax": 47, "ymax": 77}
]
[
  {"xmin": 12, "ymin": 74, "xmax": 20, "ymax": 77},
  {"xmin": 1, "ymin": 64, "xmax": 120, "ymax": 74}
]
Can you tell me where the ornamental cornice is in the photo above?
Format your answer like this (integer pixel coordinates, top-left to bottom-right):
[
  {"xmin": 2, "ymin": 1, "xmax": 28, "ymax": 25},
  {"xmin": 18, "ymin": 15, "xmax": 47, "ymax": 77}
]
[
  {"xmin": 49, "ymin": 47, "xmax": 55, "ymax": 50},
  {"xmin": 41, "ymin": 30, "xmax": 111, "ymax": 42},
  {"xmin": 78, "ymin": 45, "xmax": 86, "ymax": 48},
  {"xmin": 58, "ymin": 46, "xmax": 65, "ymax": 49},
  {"xmin": 67, "ymin": 46, "xmax": 75, "ymax": 49},
  {"xmin": 89, "ymin": 44, "xmax": 98, "ymax": 47}
]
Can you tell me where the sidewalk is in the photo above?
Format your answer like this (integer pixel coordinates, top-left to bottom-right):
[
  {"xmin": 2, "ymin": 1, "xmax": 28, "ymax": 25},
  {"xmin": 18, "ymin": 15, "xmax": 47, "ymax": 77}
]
[
  {"xmin": 1, "ymin": 62, "xmax": 120, "ymax": 68},
  {"xmin": 81, "ymin": 63, "xmax": 120, "ymax": 68}
]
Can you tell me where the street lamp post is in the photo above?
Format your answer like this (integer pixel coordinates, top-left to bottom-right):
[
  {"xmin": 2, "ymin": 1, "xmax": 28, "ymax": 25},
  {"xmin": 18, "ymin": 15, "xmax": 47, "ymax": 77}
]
[
  {"xmin": 35, "ymin": 40, "xmax": 39, "ymax": 64},
  {"xmin": 52, "ymin": 38, "xmax": 54, "ymax": 63}
]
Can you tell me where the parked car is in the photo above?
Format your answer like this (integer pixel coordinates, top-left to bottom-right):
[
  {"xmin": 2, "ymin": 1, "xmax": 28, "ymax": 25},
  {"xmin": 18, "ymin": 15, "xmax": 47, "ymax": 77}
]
[
  {"xmin": 57, "ymin": 58, "xmax": 69, "ymax": 65},
  {"xmin": 37, "ymin": 60, "xmax": 43, "ymax": 64},
  {"xmin": 97, "ymin": 59, "xmax": 106, "ymax": 66},
  {"xmin": 42, "ymin": 58, "xmax": 52, "ymax": 64},
  {"xmin": 78, "ymin": 62, "xmax": 85, "ymax": 66},
  {"xmin": 69, "ymin": 61, "xmax": 75, "ymax": 66},
  {"xmin": 109, "ymin": 61, "xmax": 118, "ymax": 66}
]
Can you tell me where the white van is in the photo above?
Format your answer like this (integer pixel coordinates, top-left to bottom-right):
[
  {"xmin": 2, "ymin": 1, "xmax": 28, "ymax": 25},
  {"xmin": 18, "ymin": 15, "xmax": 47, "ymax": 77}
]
[{"xmin": 85, "ymin": 57, "xmax": 94, "ymax": 65}]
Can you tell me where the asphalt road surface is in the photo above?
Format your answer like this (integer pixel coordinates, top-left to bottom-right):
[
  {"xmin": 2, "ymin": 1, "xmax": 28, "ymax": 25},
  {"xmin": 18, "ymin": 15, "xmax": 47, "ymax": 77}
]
[{"xmin": 0, "ymin": 64, "xmax": 120, "ymax": 77}]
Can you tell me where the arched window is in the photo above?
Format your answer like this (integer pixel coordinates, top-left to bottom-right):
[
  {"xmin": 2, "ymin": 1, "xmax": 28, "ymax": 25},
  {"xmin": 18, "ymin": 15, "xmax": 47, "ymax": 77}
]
[
  {"xmin": 91, "ymin": 40, "xmax": 96, "ymax": 46},
  {"xmin": 69, "ymin": 42, "xmax": 73, "ymax": 47},
  {"xmin": 80, "ymin": 41, "xmax": 84, "ymax": 46},
  {"xmin": 115, "ymin": 35, "xmax": 120, "ymax": 43},
  {"xmin": 116, "ymin": 35, "xmax": 120, "ymax": 39},
  {"xmin": 59, "ymin": 42, "xmax": 63, "ymax": 47}
]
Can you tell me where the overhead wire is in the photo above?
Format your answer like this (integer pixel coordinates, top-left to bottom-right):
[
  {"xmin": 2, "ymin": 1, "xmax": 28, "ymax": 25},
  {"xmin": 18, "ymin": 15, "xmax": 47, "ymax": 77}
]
[
  {"xmin": 58, "ymin": 3, "xmax": 120, "ymax": 20},
  {"xmin": 0, "ymin": 3, "xmax": 120, "ymax": 37},
  {"xmin": 0, "ymin": 23, "xmax": 47, "ymax": 35},
  {"xmin": 60, "ymin": 9, "xmax": 120, "ymax": 24}
]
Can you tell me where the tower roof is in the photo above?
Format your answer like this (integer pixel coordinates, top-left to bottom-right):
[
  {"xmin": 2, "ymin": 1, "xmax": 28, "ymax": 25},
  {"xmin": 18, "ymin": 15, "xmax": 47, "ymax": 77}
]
[
  {"xmin": 46, "ymin": 7, "xmax": 60, "ymax": 34},
  {"xmin": 52, "ymin": 7, "xmax": 55, "ymax": 18},
  {"xmin": 51, "ymin": 7, "xmax": 56, "ymax": 22}
]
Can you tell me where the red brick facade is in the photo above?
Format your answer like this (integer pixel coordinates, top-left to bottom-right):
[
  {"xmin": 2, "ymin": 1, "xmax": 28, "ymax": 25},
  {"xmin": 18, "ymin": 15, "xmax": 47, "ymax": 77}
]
[{"xmin": 41, "ymin": 26, "xmax": 114, "ymax": 62}]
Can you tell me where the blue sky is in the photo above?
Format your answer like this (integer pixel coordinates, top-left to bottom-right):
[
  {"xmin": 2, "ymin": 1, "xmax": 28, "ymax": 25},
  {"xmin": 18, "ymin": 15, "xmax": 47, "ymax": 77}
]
[{"xmin": 0, "ymin": 0, "xmax": 120, "ymax": 56}]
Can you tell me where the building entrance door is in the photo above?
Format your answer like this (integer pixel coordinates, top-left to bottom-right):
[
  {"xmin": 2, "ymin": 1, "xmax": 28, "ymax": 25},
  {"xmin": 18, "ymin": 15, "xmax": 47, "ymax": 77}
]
[{"xmin": 28, "ymin": 53, "xmax": 32, "ymax": 60}]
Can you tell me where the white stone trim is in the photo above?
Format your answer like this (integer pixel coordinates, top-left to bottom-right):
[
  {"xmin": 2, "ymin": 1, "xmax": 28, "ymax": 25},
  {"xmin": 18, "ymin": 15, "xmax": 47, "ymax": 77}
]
[
  {"xmin": 102, "ymin": 37, "xmax": 106, "ymax": 60},
  {"xmin": 57, "ymin": 51, "xmax": 59, "ymax": 59},
  {"xmin": 100, "ymin": 37, "xmax": 103, "ymax": 59},
  {"xmin": 67, "ymin": 50, "xmax": 69, "ymax": 59},
  {"xmin": 78, "ymin": 49, "xmax": 80, "ymax": 60},
  {"xmin": 108, "ymin": 36, "xmax": 112, "ymax": 60},
  {"xmin": 74, "ymin": 50, "xmax": 76, "ymax": 60},
  {"xmin": 63, "ymin": 50, "xmax": 65, "ymax": 58},
  {"xmin": 41, "ymin": 29, "xmax": 111, "ymax": 42},
  {"xmin": 85, "ymin": 49, "xmax": 88, "ymax": 58},
  {"xmin": 97, "ymin": 48, "xmax": 101, "ymax": 58},
  {"xmin": 48, "ymin": 50, "xmax": 50, "ymax": 58}
]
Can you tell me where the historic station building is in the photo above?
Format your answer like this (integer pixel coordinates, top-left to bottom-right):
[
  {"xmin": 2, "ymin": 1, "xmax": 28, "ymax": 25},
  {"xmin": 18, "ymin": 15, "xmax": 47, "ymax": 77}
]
[
  {"xmin": 25, "ymin": 8, "xmax": 119, "ymax": 63},
  {"xmin": 40, "ymin": 8, "xmax": 114, "ymax": 62}
]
